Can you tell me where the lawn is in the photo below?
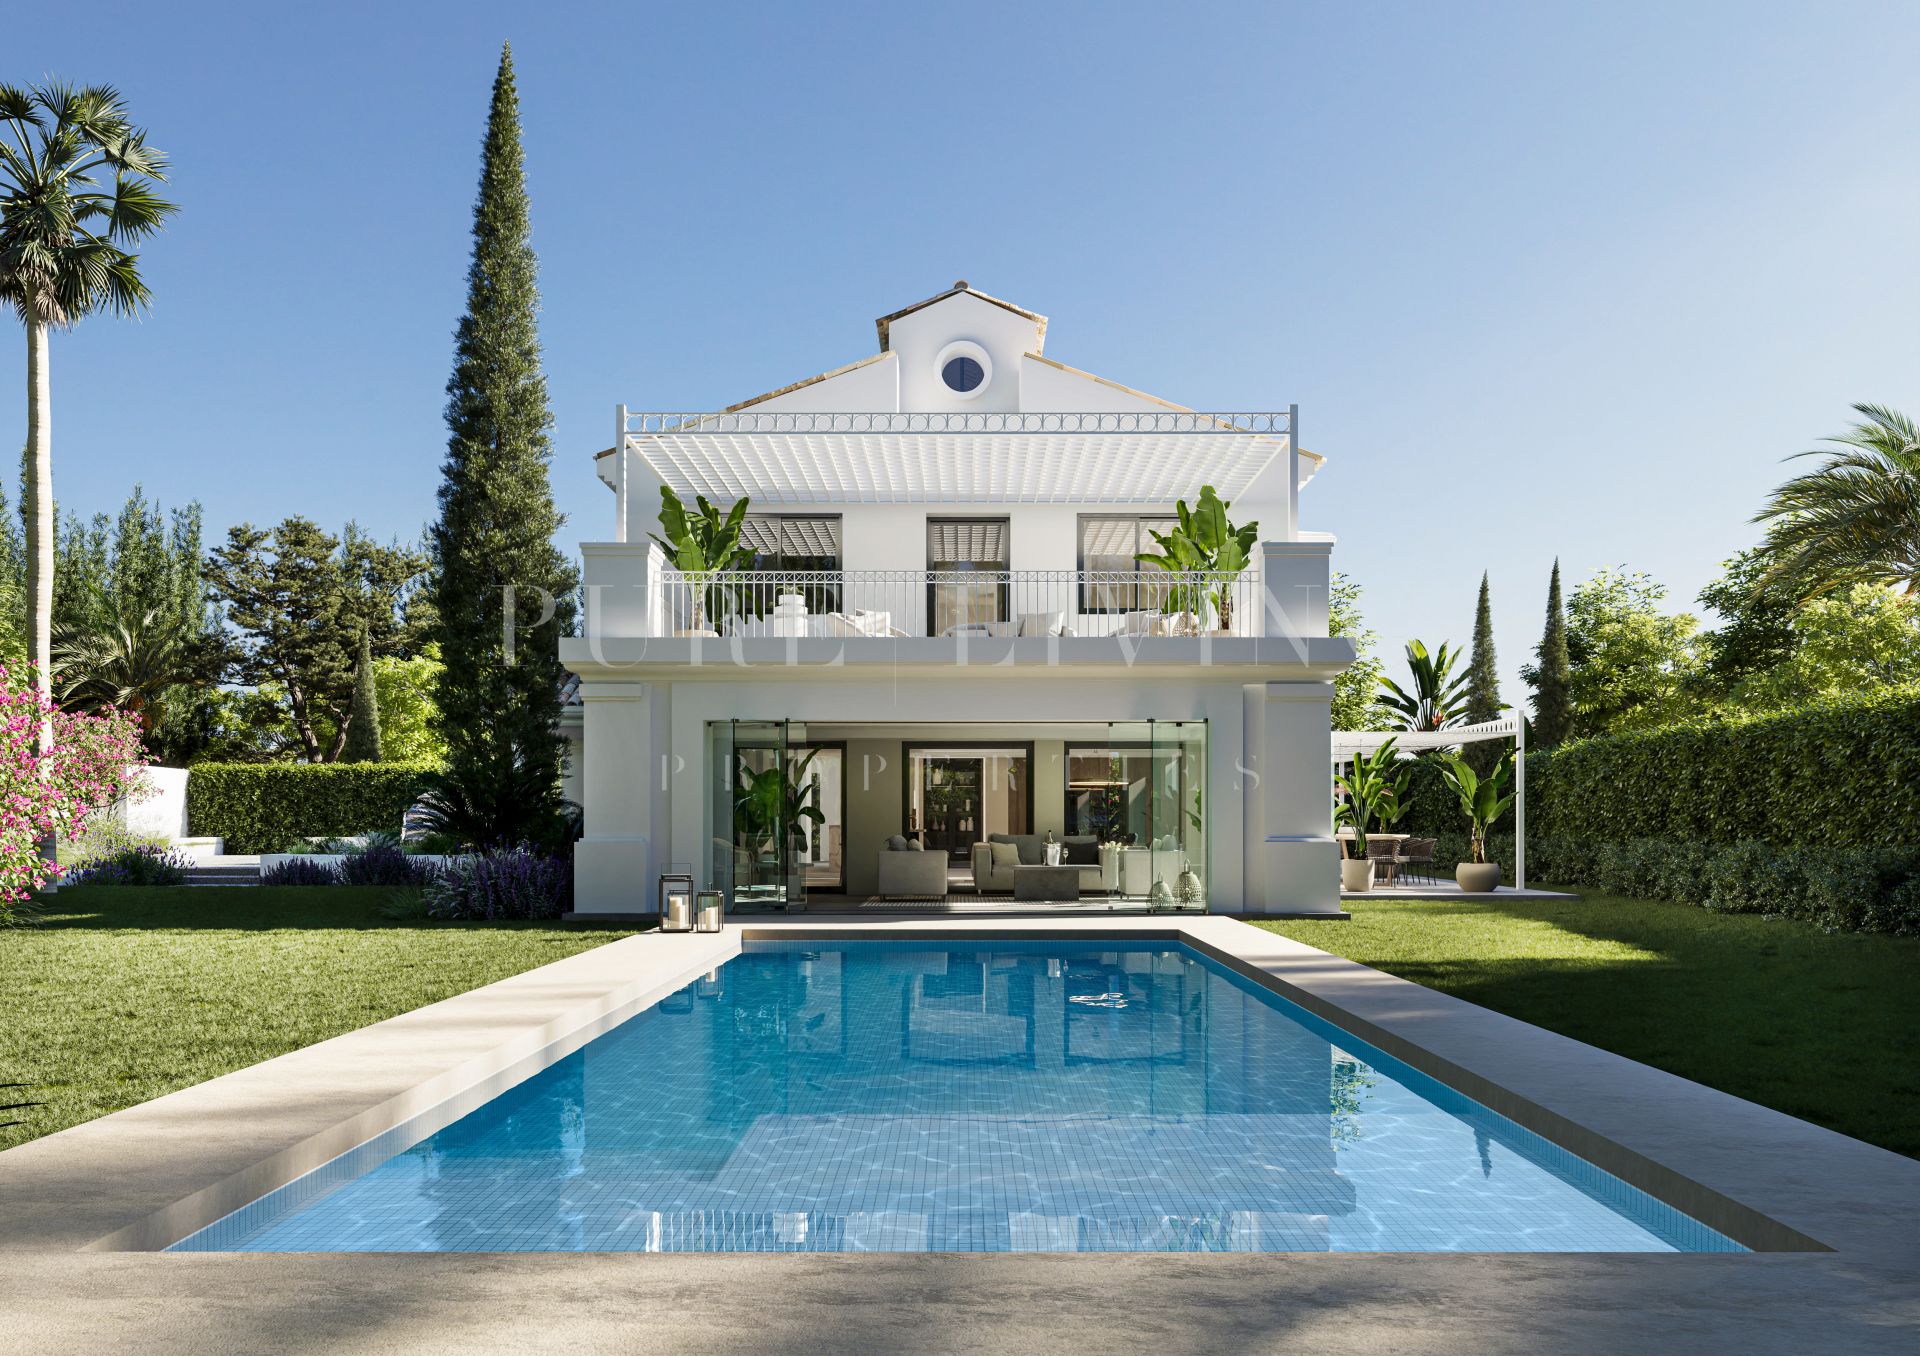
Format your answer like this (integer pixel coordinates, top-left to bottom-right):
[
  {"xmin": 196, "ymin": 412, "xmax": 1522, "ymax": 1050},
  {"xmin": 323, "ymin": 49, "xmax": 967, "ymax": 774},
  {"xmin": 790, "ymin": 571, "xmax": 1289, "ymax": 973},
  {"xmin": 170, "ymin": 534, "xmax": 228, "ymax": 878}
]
[
  {"xmin": 0, "ymin": 886, "xmax": 632, "ymax": 1153},
  {"xmin": 1259, "ymin": 892, "xmax": 1920, "ymax": 1158}
]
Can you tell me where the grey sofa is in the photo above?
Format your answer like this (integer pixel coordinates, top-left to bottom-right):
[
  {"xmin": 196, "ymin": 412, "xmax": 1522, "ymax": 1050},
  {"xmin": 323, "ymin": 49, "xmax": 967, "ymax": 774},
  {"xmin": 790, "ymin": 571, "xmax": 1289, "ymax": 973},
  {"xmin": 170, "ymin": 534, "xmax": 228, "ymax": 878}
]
[
  {"xmin": 876, "ymin": 838, "xmax": 950, "ymax": 897},
  {"xmin": 971, "ymin": 833, "xmax": 1117, "ymax": 894}
]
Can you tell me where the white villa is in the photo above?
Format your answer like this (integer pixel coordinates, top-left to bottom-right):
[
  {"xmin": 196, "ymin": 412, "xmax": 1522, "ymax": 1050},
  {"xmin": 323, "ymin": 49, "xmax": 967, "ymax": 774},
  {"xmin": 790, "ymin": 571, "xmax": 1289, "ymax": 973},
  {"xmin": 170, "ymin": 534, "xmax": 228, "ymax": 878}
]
[{"xmin": 560, "ymin": 282, "xmax": 1355, "ymax": 917}]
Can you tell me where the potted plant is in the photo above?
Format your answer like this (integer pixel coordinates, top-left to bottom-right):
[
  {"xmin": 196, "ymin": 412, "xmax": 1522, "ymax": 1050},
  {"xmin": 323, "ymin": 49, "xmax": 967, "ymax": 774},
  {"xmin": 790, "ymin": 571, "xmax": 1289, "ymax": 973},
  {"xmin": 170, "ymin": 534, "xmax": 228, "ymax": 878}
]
[
  {"xmin": 1333, "ymin": 738, "xmax": 1408, "ymax": 892},
  {"xmin": 734, "ymin": 748, "xmax": 825, "ymax": 903},
  {"xmin": 1134, "ymin": 484, "xmax": 1258, "ymax": 633},
  {"xmin": 1437, "ymin": 750, "xmax": 1515, "ymax": 892},
  {"xmin": 648, "ymin": 486, "xmax": 753, "ymax": 635}
]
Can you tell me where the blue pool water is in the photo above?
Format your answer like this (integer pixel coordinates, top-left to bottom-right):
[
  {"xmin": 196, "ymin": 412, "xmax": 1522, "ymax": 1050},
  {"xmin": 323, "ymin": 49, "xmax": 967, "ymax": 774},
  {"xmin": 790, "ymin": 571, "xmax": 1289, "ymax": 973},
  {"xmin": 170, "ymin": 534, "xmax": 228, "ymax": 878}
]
[{"xmin": 173, "ymin": 941, "xmax": 1742, "ymax": 1253}]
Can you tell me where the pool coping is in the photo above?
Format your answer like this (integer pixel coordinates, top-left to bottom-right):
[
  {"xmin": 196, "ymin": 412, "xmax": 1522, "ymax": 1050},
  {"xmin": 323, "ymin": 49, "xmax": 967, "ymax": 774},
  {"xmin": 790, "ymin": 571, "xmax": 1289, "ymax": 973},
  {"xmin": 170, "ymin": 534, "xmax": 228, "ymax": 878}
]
[{"xmin": 1, "ymin": 914, "xmax": 1917, "ymax": 1351}]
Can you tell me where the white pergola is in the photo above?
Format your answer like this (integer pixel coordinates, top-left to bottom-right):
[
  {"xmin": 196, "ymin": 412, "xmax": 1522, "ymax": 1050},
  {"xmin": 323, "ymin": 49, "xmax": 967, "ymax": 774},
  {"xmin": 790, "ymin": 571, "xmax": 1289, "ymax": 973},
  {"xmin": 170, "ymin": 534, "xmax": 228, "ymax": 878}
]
[
  {"xmin": 605, "ymin": 407, "xmax": 1317, "ymax": 524},
  {"xmin": 1331, "ymin": 715, "xmax": 1527, "ymax": 889}
]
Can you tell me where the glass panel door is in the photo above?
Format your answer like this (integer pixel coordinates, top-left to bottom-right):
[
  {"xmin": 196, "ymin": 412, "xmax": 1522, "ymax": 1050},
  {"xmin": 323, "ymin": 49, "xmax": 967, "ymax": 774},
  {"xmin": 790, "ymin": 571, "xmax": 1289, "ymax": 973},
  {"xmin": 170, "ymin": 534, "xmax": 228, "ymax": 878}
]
[
  {"xmin": 720, "ymin": 719, "xmax": 810, "ymax": 913},
  {"xmin": 1152, "ymin": 720, "xmax": 1208, "ymax": 911}
]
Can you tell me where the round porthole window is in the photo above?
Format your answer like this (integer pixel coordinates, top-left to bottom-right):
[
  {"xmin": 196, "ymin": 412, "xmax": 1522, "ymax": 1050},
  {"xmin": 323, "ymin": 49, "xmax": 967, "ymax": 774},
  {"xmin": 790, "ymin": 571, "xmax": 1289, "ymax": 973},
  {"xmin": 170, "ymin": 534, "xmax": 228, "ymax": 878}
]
[
  {"xmin": 942, "ymin": 355, "xmax": 984, "ymax": 392},
  {"xmin": 934, "ymin": 340, "xmax": 992, "ymax": 399}
]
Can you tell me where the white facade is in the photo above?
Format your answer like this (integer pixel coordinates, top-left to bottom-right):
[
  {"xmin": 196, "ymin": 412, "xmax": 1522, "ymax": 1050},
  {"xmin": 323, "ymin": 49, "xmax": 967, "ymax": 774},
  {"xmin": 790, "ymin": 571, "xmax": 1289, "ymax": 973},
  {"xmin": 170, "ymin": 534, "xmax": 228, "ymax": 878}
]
[{"xmin": 562, "ymin": 283, "xmax": 1353, "ymax": 916}]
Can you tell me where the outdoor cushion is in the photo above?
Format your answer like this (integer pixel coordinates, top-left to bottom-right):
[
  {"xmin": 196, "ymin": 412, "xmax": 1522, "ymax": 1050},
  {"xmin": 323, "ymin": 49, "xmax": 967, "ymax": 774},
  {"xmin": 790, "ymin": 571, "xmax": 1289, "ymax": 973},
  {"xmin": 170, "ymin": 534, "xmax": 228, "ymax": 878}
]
[
  {"xmin": 989, "ymin": 841, "xmax": 1021, "ymax": 871},
  {"xmin": 886, "ymin": 834, "xmax": 908, "ymax": 851},
  {"xmin": 1018, "ymin": 611, "xmax": 1066, "ymax": 637},
  {"xmin": 905, "ymin": 838, "xmax": 924, "ymax": 851},
  {"xmin": 1062, "ymin": 838, "xmax": 1099, "ymax": 865}
]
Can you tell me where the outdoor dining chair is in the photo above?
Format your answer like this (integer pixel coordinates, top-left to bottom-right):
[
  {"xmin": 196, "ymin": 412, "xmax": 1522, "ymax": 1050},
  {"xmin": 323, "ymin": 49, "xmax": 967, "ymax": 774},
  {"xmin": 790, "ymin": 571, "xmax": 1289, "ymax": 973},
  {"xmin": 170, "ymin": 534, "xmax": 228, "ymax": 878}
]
[{"xmin": 1364, "ymin": 836, "xmax": 1402, "ymax": 886}]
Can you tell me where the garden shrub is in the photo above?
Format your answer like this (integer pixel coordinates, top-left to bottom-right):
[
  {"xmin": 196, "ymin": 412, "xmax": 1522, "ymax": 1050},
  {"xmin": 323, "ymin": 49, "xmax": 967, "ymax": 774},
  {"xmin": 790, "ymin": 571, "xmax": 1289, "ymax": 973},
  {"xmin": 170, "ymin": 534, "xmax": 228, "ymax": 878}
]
[
  {"xmin": 338, "ymin": 842, "xmax": 440, "ymax": 888},
  {"xmin": 423, "ymin": 846, "xmax": 571, "ymax": 921},
  {"xmin": 261, "ymin": 857, "xmax": 340, "ymax": 886},
  {"xmin": 65, "ymin": 842, "xmax": 192, "ymax": 887},
  {"xmin": 186, "ymin": 763, "xmax": 435, "ymax": 854}
]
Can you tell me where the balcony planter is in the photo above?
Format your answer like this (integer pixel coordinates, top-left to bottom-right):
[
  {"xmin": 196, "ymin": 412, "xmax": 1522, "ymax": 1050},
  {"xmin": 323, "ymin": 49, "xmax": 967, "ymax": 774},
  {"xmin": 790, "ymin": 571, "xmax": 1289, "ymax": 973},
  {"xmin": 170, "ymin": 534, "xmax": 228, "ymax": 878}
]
[
  {"xmin": 1456, "ymin": 862, "xmax": 1502, "ymax": 893},
  {"xmin": 1340, "ymin": 857, "xmax": 1375, "ymax": 892}
]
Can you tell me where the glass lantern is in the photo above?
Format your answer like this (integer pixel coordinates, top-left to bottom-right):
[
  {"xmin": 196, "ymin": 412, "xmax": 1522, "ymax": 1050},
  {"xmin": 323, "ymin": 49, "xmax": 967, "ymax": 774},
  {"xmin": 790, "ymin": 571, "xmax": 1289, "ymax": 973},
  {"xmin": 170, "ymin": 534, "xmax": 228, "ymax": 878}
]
[{"xmin": 659, "ymin": 867, "xmax": 695, "ymax": 932}]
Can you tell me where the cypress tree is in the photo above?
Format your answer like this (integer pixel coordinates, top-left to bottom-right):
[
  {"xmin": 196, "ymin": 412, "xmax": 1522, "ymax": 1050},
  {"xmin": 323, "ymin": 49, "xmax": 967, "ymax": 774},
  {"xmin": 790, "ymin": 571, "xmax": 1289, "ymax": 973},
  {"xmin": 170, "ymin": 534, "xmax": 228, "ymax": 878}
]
[
  {"xmin": 426, "ymin": 45, "xmax": 579, "ymax": 845},
  {"xmin": 342, "ymin": 627, "xmax": 383, "ymax": 763},
  {"xmin": 1532, "ymin": 559, "xmax": 1576, "ymax": 747},
  {"xmin": 1463, "ymin": 572, "xmax": 1502, "ymax": 774}
]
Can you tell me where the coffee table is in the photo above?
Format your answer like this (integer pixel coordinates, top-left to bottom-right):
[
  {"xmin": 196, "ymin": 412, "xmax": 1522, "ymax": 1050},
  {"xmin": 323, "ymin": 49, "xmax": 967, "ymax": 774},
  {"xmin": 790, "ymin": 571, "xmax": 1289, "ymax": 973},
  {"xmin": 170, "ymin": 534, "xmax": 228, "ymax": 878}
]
[{"xmin": 1011, "ymin": 864, "xmax": 1081, "ymax": 902}]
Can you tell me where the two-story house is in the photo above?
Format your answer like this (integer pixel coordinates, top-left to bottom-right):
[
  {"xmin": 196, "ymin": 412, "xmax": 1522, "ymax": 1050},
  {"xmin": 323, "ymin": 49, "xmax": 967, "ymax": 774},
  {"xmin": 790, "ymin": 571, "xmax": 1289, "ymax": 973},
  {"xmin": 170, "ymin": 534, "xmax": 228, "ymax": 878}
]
[{"xmin": 560, "ymin": 283, "xmax": 1355, "ymax": 916}]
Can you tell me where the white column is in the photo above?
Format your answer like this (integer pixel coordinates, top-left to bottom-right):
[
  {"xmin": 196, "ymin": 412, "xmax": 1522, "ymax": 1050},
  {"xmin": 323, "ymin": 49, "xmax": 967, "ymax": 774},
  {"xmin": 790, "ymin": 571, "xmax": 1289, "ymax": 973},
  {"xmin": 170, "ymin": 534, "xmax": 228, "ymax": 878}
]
[
  {"xmin": 573, "ymin": 681, "xmax": 657, "ymax": 914},
  {"xmin": 1260, "ymin": 538, "xmax": 1333, "ymax": 649},
  {"xmin": 1247, "ymin": 680, "xmax": 1341, "ymax": 915},
  {"xmin": 614, "ymin": 405, "xmax": 629, "ymax": 543},
  {"xmin": 1285, "ymin": 403, "xmax": 1300, "ymax": 542},
  {"xmin": 1515, "ymin": 716, "xmax": 1527, "ymax": 891},
  {"xmin": 580, "ymin": 541, "xmax": 661, "ymax": 640}
]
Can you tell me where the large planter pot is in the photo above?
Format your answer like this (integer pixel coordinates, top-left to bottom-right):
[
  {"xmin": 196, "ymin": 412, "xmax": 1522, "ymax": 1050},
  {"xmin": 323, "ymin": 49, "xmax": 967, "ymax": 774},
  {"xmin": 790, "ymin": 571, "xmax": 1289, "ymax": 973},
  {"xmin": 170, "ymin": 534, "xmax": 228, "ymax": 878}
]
[
  {"xmin": 1456, "ymin": 862, "xmax": 1502, "ymax": 893},
  {"xmin": 1341, "ymin": 857, "xmax": 1376, "ymax": 892}
]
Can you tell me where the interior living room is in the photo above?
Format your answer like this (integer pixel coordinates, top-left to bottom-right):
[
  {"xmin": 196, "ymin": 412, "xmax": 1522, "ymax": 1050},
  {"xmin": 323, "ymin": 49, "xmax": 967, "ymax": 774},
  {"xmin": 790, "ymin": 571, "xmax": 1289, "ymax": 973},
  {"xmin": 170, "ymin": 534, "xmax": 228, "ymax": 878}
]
[{"xmin": 714, "ymin": 720, "xmax": 1209, "ymax": 913}]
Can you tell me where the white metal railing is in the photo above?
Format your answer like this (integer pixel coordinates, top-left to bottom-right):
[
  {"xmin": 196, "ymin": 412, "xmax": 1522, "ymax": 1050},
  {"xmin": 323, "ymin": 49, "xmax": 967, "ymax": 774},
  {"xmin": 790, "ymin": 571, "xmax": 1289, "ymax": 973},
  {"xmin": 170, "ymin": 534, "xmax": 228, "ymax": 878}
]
[
  {"xmin": 624, "ymin": 410, "xmax": 1293, "ymax": 436},
  {"xmin": 651, "ymin": 569, "xmax": 1263, "ymax": 639}
]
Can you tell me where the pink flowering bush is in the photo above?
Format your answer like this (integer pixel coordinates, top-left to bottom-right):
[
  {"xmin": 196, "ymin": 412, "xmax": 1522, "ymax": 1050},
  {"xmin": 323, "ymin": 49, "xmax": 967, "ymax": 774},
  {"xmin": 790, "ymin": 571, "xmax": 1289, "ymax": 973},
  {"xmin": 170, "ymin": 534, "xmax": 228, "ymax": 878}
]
[{"xmin": 0, "ymin": 665, "xmax": 146, "ymax": 916}]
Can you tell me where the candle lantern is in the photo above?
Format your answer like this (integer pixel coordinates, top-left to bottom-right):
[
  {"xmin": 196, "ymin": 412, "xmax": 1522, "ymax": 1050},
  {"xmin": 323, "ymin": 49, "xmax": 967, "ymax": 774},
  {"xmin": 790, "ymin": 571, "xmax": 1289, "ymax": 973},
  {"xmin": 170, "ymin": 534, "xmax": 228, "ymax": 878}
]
[
  {"xmin": 695, "ymin": 890, "xmax": 725, "ymax": 933},
  {"xmin": 659, "ymin": 867, "xmax": 695, "ymax": 932}
]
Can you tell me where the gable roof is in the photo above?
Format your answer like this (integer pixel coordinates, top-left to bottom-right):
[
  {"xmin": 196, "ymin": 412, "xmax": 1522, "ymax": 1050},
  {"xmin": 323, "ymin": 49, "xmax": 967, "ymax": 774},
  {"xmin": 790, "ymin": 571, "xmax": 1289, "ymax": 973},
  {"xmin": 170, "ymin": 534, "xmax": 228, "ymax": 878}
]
[
  {"xmin": 723, "ymin": 352, "xmax": 891, "ymax": 413},
  {"xmin": 874, "ymin": 281, "xmax": 1048, "ymax": 353}
]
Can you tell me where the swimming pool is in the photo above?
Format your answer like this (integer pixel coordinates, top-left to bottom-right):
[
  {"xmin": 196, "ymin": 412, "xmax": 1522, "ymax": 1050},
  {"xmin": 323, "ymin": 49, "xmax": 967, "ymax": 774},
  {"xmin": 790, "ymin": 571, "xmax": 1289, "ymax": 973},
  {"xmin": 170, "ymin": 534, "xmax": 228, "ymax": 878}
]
[{"xmin": 172, "ymin": 940, "xmax": 1742, "ymax": 1253}]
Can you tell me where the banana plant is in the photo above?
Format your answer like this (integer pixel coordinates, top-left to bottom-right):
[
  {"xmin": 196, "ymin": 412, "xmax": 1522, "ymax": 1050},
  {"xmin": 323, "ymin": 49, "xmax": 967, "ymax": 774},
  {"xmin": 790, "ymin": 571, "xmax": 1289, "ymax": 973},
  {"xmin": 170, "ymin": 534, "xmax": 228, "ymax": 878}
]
[
  {"xmin": 1376, "ymin": 639, "xmax": 1470, "ymax": 732},
  {"xmin": 1437, "ymin": 750, "xmax": 1515, "ymax": 865},
  {"xmin": 1334, "ymin": 738, "xmax": 1410, "ymax": 859},
  {"xmin": 648, "ymin": 486, "xmax": 752, "ymax": 631},
  {"xmin": 1134, "ymin": 485, "xmax": 1259, "ymax": 630},
  {"xmin": 734, "ymin": 747, "xmax": 826, "ymax": 863}
]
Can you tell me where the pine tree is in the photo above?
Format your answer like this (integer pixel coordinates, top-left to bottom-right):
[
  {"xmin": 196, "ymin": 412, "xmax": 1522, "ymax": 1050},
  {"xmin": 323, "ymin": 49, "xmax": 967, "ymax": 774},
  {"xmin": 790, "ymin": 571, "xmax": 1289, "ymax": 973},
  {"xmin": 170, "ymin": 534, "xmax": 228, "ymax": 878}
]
[
  {"xmin": 1463, "ymin": 572, "xmax": 1502, "ymax": 773},
  {"xmin": 1530, "ymin": 559, "xmax": 1576, "ymax": 747},
  {"xmin": 426, "ymin": 46, "xmax": 578, "ymax": 846},
  {"xmin": 342, "ymin": 627, "xmax": 383, "ymax": 763}
]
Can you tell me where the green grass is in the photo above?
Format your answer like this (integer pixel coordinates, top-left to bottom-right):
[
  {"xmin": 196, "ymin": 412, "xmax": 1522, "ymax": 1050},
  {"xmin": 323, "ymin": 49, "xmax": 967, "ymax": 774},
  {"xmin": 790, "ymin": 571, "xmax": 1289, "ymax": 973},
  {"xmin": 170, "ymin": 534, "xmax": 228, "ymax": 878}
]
[
  {"xmin": 1258, "ymin": 892, "xmax": 1920, "ymax": 1157},
  {"xmin": 0, "ymin": 886, "xmax": 632, "ymax": 1153}
]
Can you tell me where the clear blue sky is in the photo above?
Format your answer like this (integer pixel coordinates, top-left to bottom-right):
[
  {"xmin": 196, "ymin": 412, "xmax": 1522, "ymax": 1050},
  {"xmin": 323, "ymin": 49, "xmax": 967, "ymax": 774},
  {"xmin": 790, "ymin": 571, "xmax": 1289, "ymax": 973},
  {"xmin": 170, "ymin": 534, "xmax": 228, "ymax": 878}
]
[{"xmin": 10, "ymin": 1, "xmax": 1919, "ymax": 702}]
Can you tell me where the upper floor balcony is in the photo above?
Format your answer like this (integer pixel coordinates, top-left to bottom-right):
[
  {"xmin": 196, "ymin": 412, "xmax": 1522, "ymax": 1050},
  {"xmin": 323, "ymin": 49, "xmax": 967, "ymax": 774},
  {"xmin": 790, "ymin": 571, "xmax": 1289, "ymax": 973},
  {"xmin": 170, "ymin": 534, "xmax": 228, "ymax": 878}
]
[{"xmin": 576, "ymin": 538, "xmax": 1342, "ymax": 649}]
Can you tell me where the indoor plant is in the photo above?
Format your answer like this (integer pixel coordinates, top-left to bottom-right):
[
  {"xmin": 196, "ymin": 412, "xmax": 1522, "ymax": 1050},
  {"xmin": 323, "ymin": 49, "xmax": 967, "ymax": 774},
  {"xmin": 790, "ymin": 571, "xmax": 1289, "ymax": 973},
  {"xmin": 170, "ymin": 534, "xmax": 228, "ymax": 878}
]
[
  {"xmin": 1437, "ymin": 749, "xmax": 1515, "ymax": 892},
  {"xmin": 1333, "ymin": 738, "xmax": 1408, "ymax": 892},
  {"xmin": 648, "ymin": 486, "xmax": 753, "ymax": 635}
]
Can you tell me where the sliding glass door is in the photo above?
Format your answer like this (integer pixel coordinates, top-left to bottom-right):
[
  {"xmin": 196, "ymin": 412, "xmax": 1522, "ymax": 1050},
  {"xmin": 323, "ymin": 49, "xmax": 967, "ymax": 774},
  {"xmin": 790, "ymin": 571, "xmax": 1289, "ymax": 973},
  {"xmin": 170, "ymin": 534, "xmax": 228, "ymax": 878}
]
[
  {"xmin": 709, "ymin": 719, "xmax": 817, "ymax": 912},
  {"xmin": 1064, "ymin": 721, "xmax": 1207, "ymax": 909}
]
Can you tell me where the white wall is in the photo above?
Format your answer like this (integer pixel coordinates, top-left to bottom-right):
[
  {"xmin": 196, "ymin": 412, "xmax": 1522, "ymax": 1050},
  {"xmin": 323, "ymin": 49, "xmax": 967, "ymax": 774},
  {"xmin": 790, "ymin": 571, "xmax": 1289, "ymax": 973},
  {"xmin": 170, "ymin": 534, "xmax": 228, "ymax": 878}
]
[{"xmin": 114, "ymin": 765, "xmax": 189, "ymax": 842}]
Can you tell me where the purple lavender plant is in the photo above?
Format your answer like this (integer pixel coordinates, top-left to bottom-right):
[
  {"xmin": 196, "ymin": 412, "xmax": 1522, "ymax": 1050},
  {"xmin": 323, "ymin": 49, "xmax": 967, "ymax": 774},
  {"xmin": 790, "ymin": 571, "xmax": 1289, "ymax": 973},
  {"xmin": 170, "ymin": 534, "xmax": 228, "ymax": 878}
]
[
  {"xmin": 423, "ymin": 845, "xmax": 572, "ymax": 921},
  {"xmin": 261, "ymin": 857, "xmax": 341, "ymax": 886}
]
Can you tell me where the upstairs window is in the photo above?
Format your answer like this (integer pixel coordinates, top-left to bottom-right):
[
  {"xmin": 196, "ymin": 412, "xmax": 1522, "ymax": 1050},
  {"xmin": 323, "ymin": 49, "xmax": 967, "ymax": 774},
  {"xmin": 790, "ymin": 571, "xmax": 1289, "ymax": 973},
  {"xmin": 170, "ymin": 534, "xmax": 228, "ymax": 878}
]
[
  {"xmin": 741, "ymin": 515, "xmax": 842, "ymax": 571},
  {"xmin": 1078, "ymin": 515, "xmax": 1181, "ymax": 613}
]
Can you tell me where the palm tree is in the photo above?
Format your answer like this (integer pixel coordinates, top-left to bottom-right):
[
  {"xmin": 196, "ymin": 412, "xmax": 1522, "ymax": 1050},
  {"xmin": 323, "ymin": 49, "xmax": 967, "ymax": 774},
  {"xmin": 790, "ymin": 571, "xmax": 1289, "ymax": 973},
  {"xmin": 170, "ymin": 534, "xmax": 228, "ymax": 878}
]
[
  {"xmin": 1755, "ymin": 403, "xmax": 1920, "ymax": 598},
  {"xmin": 51, "ymin": 606, "xmax": 201, "ymax": 740},
  {"xmin": 0, "ymin": 83, "xmax": 177, "ymax": 757},
  {"xmin": 1375, "ymin": 639, "xmax": 1470, "ymax": 732}
]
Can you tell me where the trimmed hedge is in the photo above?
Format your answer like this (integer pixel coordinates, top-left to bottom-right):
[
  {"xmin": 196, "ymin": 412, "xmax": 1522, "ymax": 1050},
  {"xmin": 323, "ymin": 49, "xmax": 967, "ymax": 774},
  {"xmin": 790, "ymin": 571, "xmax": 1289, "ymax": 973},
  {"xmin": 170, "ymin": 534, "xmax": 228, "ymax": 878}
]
[
  {"xmin": 1380, "ymin": 832, "xmax": 1920, "ymax": 934},
  {"xmin": 1530, "ymin": 688, "xmax": 1920, "ymax": 848},
  {"xmin": 187, "ymin": 763, "xmax": 436, "ymax": 855},
  {"xmin": 1397, "ymin": 688, "xmax": 1920, "ymax": 849},
  {"xmin": 1382, "ymin": 689, "xmax": 1920, "ymax": 933}
]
